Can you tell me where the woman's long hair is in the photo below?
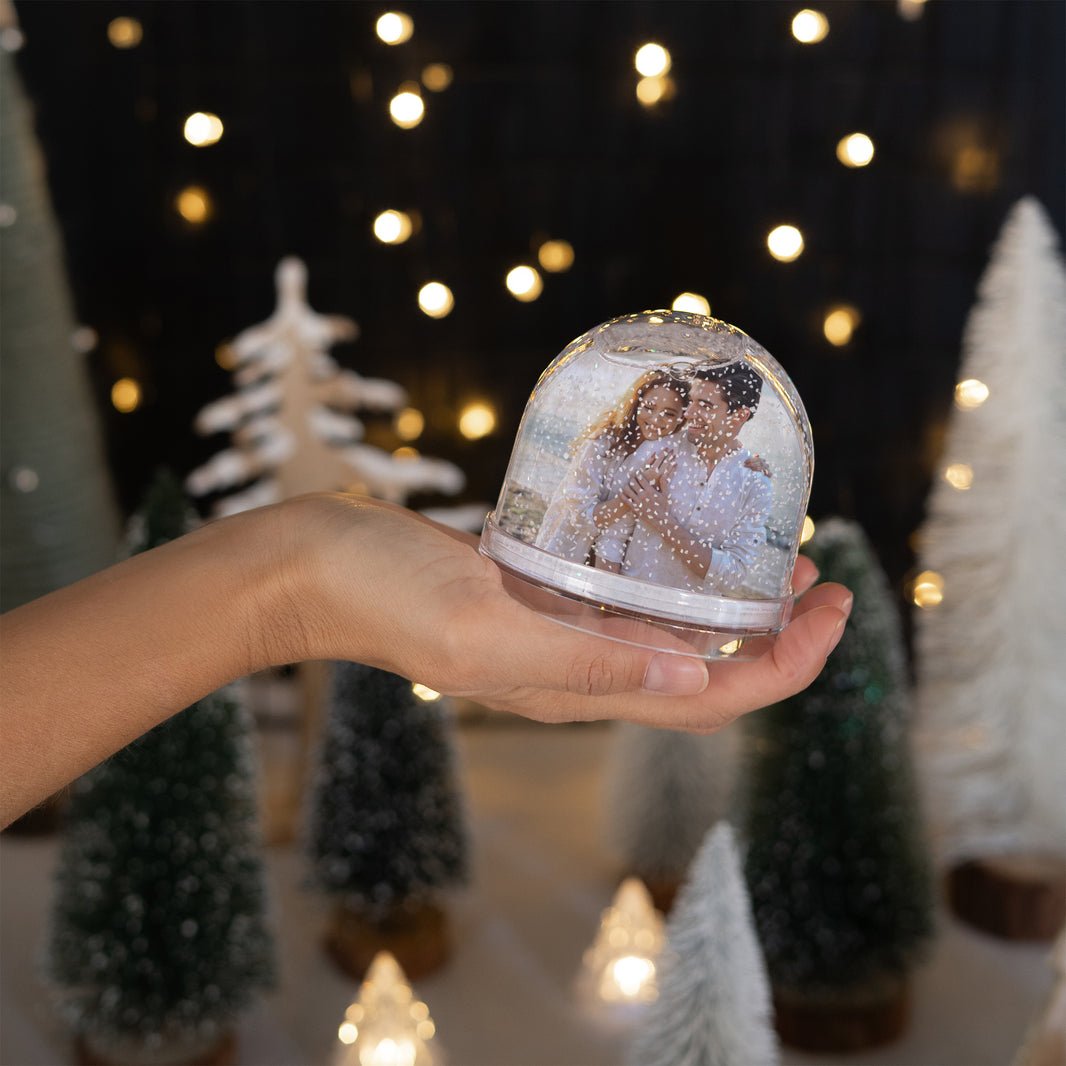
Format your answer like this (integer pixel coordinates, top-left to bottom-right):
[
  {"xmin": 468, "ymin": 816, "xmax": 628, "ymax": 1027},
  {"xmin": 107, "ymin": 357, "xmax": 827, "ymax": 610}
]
[{"xmin": 581, "ymin": 369, "xmax": 689, "ymax": 459}]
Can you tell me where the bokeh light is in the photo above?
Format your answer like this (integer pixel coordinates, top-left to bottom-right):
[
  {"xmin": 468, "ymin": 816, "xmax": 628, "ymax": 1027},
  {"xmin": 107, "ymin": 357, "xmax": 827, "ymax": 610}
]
[
  {"xmin": 836, "ymin": 132, "xmax": 875, "ymax": 167},
  {"xmin": 792, "ymin": 9, "xmax": 829, "ymax": 43},
  {"xmin": 537, "ymin": 239, "xmax": 574, "ymax": 273},
  {"xmin": 954, "ymin": 378, "xmax": 990, "ymax": 410},
  {"xmin": 183, "ymin": 112, "xmax": 223, "ymax": 147},
  {"xmin": 944, "ymin": 463, "xmax": 974, "ymax": 490},
  {"xmin": 459, "ymin": 402, "xmax": 497, "ymax": 440},
  {"xmin": 767, "ymin": 224, "xmax": 804, "ymax": 261},
  {"xmin": 910, "ymin": 570, "xmax": 944, "ymax": 609},
  {"xmin": 111, "ymin": 377, "xmax": 143, "ymax": 413},
  {"xmin": 394, "ymin": 407, "xmax": 425, "ymax": 441},
  {"xmin": 505, "ymin": 265, "xmax": 543, "ymax": 301},
  {"xmin": 823, "ymin": 305, "xmax": 862, "ymax": 346},
  {"xmin": 418, "ymin": 282, "xmax": 453, "ymax": 318},
  {"xmin": 107, "ymin": 17, "xmax": 143, "ymax": 48},
  {"xmin": 389, "ymin": 90, "xmax": 424, "ymax": 129},
  {"xmin": 800, "ymin": 515, "xmax": 816, "ymax": 544},
  {"xmin": 634, "ymin": 43, "xmax": 671, "ymax": 77},
  {"xmin": 376, "ymin": 12, "xmax": 413, "ymax": 44},
  {"xmin": 412, "ymin": 683, "xmax": 441, "ymax": 702},
  {"xmin": 175, "ymin": 186, "xmax": 212, "ymax": 224},
  {"xmin": 422, "ymin": 63, "xmax": 453, "ymax": 91},
  {"xmin": 373, "ymin": 210, "xmax": 413, "ymax": 244},
  {"xmin": 671, "ymin": 292, "xmax": 710, "ymax": 316}
]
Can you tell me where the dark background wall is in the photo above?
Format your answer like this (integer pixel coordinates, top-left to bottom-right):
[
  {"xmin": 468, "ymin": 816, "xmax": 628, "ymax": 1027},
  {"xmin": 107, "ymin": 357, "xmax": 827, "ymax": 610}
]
[{"xmin": 11, "ymin": 0, "xmax": 1065, "ymax": 610}]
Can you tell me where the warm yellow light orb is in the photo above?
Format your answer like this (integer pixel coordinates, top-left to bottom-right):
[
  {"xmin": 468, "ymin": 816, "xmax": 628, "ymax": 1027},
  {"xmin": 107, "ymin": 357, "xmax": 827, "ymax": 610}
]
[
  {"xmin": 376, "ymin": 12, "xmax": 414, "ymax": 44},
  {"xmin": 373, "ymin": 209, "xmax": 413, "ymax": 244},
  {"xmin": 537, "ymin": 239, "xmax": 574, "ymax": 273},
  {"xmin": 718, "ymin": 639, "xmax": 742, "ymax": 656},
  {"xmin": 175, "ymin": 185, "xmax": 212, "ymax": 224},
  {"xmin": 392, "ymin": 446, "xmax": 420, "ymax": 461},
  {"xmin": 183, "ymin": 112, "xmax": 223, "ymax": 147},
  {"xmin": 389, "ymin": 91, "xmax": 424, "ymax": 129},
  {"xmin": 671, "ymin": 292, "xmax": 710, "ymax": 316},
  {"xmin": 955, "ymin": 378, "xmax": 990, "ymax": 410},
  {"xmin": 418, "ymin": 282, "xmax": 453, "ymax": 318},
  {"xmin": 421, "ymin": 63, "xmax": 453, "ymax": 91},
  {"xmin": 107, "ymin": 17, "xmax": 143, "ymax": 48},
  {"xmin": 944, "ymin": 463, "xmax": 974, "ymax": 491},
  {"xmin": 837, "ymin": 132, "xmax": 875, "ymax": 167},
  {"xmin": 337, "ymin": 1022, "xmax": 358, "ymax": 1045},
  {"xmin": 911, "ymin": 570, "xmax": 944, "ymax": 609},
  {"xmin": 635, "ymin": 43, "xmax": 671, "ymax": 78},
  {"xmin": 111, "ymin": 377, "xmax": 142, "ymax": 413},
  {"xmin": 412, "ymin": 683, "xmax": 441, "ymax": 702},
  {"xmin": 767, "ymin": 224, "xmax": 804, "ymax": 262},
  {"xmin": 611, "ymin": 956, "xmax": 656, "ymax": 998},
  {"xmin": 459, "ymin": 402, "xmax": 497, "ymax": 440},
  {"xmin": 823, "ymin": 305, "xmax": 861, "ymax": 346},
  {"xmin": 636, "ymin": 76, "xmax": 667, "ymax": 106},
  {"xmin": 792, "ymin": 9, "xmax": 829, "ymax": 43},
  {"xmin": 800, "ymin": 515, "xmax": 816, "ymax": 544},
  {"xmin": 394, "ymin": 407, "xmax": 425, "ymax": 441},
  {"xmin": 505, "ymin": 265, "xmax": 543, "ymax": 301}
]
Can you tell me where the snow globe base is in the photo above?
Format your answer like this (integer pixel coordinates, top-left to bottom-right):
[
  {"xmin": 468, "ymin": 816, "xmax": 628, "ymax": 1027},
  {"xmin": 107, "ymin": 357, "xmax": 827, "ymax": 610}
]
[{"xmin": 479, "ymin": 310, "xmax": 813, "ymax": 661}]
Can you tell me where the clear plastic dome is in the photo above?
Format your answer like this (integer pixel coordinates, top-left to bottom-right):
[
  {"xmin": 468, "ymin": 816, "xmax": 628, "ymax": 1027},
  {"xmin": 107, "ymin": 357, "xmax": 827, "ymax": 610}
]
[{"xmin": 479, "ymin": 310, "xmax": 814, "ymax": 660}]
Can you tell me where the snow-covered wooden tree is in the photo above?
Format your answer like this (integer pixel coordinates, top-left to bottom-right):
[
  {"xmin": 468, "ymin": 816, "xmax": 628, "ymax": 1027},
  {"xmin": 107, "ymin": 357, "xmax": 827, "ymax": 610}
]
[
  {"xmin": 629, "ymin": 822, "xmax": 778, "ymax": 1066},
  {"xmin": 186, "ymin": 256, "xmax": 463, "ymax": 514},
  {"xmin": 46, "ymin": 471, "xmax": 274, "ymax": 1066},
  {"xmin": 603, "ymin": 721, "xmax": 739, "ymax": 912},
  {"xmin": 913, "ymin": 197, "xmax": 1066, "ymax": 940}
]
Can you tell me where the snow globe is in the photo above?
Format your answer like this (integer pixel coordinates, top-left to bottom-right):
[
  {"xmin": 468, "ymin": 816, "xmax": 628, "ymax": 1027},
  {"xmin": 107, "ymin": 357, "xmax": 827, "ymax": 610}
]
[{"xmin": 479, "ymin": 310, "xmax": 813, "ymax": 659}]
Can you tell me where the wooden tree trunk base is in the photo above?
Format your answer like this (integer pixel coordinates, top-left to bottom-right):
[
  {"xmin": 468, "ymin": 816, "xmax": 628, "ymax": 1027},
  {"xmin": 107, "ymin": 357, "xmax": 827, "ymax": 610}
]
[
  {"xmin": 773, "ymin": 979, "xmax": 910, "ymax": 1052},
  {"xmin": 76, "ymin": 1031, "xmax": 235, "ymax": 1066},
  {"xmin": 325, "ymin": 900, "xmax": 451, "ymax": 983},
  {"xmin": 947, "ymin": 853, "xmax": 1066, "ymax": 941}
]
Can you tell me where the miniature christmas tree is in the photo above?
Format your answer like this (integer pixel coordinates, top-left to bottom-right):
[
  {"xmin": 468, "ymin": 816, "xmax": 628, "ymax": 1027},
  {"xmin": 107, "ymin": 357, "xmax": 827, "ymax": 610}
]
[
  {"xmin": 308, "ymin": 662, "xmax": 469, "ymax": 982},
  {"xmin": 604, "ymin": 721, "xmax": 739, "ymax": 912},
  {"xmin": 914, "ymin": 197, "xmax": 1066, "ymax": 940},
  {"xmin": 46, "ymin": 471, "xmax": 274, "ymax": 1066},
  {"xmin": 741, "ymin": 518, "xmax": 934, "ymax": 1052},
  {"xmin": 576, "ymin": 877, "xmax": 664, "ymax": 1011},
  {"xmin": 0, "ymin": 49, "xmax": 119, "ymax": 613},
  {"xmin": 186, "ymin": 256, "xmax": 463, "ymax": 515},
  {"xmin": 331, "ymin": 952, "xmax": 441, "ymax": 1066},
  {"xmin": 629, "ymin": 822, "xmax": 779, "ymax": 1066}
]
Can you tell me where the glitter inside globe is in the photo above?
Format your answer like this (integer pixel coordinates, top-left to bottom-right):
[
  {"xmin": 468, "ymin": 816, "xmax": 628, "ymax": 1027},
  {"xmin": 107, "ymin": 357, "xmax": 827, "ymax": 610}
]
[{"xmin": 479, "ymin": 310, "xmax": 813, "ymax": 659}]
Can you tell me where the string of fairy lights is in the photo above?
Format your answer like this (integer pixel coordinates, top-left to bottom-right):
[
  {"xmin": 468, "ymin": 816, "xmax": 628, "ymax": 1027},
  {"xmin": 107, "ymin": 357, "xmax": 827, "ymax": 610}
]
[{"xmin": 98, "ymin": 2, "xmax": 990, "ymax": 620}]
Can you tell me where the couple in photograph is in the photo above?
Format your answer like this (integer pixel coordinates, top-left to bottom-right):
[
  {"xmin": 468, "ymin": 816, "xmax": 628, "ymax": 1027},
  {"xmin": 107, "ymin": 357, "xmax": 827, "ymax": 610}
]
[{"xmin": 535, "ymin": 362, "xmax": 773, "ymax": 595}]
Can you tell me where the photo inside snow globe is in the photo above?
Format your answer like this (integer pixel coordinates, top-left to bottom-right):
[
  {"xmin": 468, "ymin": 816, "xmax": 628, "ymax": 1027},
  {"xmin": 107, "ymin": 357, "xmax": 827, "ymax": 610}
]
[{"xmin": 479, "ymin": 311, "xmax": 814, "ymax": 660}]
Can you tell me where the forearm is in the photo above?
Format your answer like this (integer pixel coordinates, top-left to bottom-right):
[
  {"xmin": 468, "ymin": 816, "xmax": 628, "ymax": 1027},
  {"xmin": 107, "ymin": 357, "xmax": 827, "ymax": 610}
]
[
  {"xmin": 0, "ymin": 504, "xmax": 303, "ymax": 826},
  {"xmin": 655, "ymin": 514, "xmax": 714, "ymax": 579}
]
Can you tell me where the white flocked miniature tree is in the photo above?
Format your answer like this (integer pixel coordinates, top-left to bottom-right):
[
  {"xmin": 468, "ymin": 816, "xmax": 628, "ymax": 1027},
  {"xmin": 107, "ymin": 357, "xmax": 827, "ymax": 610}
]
[
  {"xmin": 914, "ymin": 198, "xmax": 1066, "ymax": 875},
  {"xmin": 187, "ymin": 257, "xmax": 463, "ymax": 515},
  {"xmin": 604, "ymin": 722, "xmax": 739, "ymax": 912},
  {"xmin": 629, "ymin": 822, "xmax": 778, "ymax": 1066}
]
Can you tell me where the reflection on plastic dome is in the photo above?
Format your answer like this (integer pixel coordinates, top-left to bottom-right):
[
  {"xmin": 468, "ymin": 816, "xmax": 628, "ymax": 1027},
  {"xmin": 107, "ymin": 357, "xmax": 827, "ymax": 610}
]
[{"xmin": 479, "ymin": 310, "xmax": 813, "ymax": 659}]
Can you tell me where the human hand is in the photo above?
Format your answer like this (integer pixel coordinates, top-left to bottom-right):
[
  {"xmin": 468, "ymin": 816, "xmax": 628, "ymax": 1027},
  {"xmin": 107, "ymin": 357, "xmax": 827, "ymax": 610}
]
[
  {"xmin": 621, "ymin": 469, "xmax": 672, "ymax": 530},
  {"xmin": 275, "ymin": 494, "xmax": 852, "ymax": 734}
]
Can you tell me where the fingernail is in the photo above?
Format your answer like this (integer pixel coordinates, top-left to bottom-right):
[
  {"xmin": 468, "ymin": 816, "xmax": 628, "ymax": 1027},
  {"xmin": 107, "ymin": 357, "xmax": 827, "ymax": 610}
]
[
  {"xmin": 841, "ymin": 593, "xmax": 854, "ymax": 617},
  {"xmin": 643, "ymin": 654, "xmax": 709, "ymax": 696}
]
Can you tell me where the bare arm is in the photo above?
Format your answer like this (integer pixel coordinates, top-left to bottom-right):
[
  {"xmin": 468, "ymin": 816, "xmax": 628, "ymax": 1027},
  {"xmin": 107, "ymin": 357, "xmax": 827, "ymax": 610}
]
[{"xmin": 0, "ymin": 493, "xmax": 851, "ymax": 827}]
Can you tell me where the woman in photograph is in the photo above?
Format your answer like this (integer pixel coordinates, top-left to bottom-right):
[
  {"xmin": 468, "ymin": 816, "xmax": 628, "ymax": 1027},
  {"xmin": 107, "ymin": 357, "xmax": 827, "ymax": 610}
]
[{"xmin": 535, "ymin": 369, "xmax": 689, "ymax": 569}]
